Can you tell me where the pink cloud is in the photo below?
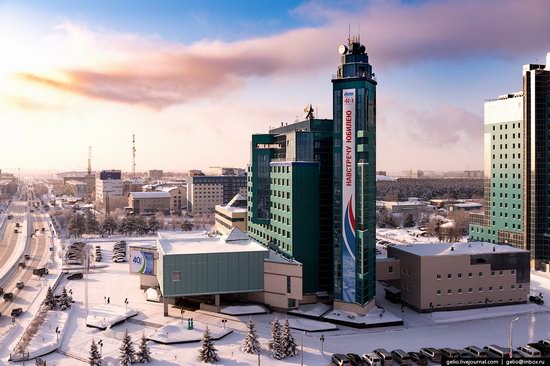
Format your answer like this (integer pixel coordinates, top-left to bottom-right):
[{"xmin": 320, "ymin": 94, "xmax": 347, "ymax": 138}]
[{"xmin": 16, "ymin": 0, "xmax": 549, "ymax": 108}]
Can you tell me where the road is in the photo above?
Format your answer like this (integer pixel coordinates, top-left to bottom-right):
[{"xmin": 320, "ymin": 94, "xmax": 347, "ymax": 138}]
[{"xmin": 0, "ymin": 201, "xmax": 51, "ymax": 330}]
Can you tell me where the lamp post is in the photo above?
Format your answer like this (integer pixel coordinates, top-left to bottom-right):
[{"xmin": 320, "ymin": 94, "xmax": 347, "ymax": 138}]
[
  {"xmin": 222, "ymin": 319, "xmax": 227, "ymax": 329},
  {"xmin": 55, "ymin": 326, "xmax": 60, "ymax": 343},
  {"xmin": 320, "ymin": 334, "xmax": 325, "ymax": 354},
  {"xmin": 98, "ymin": 339, "xmax": 104, "ymax": 356},
  {"xmin": 301, "ymin": 331, "xmax": 306, "ymax": 366},
  {"xmin": 124, "ymin": 298, "xmax": 129, "ymax": 312},
  {"xmin": 429, "ymin": 302, "xmax": 434, "ymax": 318},
  {"xmin": 181, "ymin": 309, "xmax": 185, "ymax": 324},
  {"xmin": 509, "ymin": 317, "xmax": 519, "ymax": 358}
]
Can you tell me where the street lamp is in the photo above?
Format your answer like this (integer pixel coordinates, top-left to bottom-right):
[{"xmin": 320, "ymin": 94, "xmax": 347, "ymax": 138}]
[
  {"xmin": 301, "ymin": 331, "xmax": 307, "ymax": 366},
  {"xmin": 320, "ymin": 334, "xmax": 325, "ymax": 354},
  {"xmin": 55, "ymin": 326, "xmax": 60, "ymax": 343},
  {"xmin": 509, "ymin": 317, "xmax": 519, "ymax": 358},
  {"xmin": 222, "ymin": 319, "xmax": 227, "ymax": 329},
  {"xmin": 181, "ymin": 309, "xmax": 185, "ymax": 323},
  {"xmin": 98, "ymin": 339, "xmax": 104, "ymax": 356},
  {"xmin": 124, "ymin": 298, "xmax": 129, "ymax": 312}
]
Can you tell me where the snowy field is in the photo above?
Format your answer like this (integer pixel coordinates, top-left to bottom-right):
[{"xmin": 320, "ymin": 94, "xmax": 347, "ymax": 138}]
[
  {"xmin": 148, "ymin": 321, "xmax": 232, "ymax": 344},
  {"xmin": 377, "ymin": 228, "xmax": 466, "ymax": 244},
  {"xmin": 2, "ymin": 236, "xmax": 550, "ymax": 365}
]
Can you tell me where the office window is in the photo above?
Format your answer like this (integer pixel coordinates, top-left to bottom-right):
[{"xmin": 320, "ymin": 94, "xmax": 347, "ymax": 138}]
[
  {"xmin": 287, "ymin": 276, "xmax": 291, "ymax": 293},
  {"xmin": 389, "ymin": 266, "xmax": 393, "ymax": 273},
  {"xmin": 479, "ymin": 272, "xmax": 483, "ymax": 277},
  {"xmin": 468, "ymin": 288, "xmax": 473, "ymax": 293},
  {"xmin": 468, "ymin": 273, "xmax": 472, "ymax": 277},
  {"xmin": 436, "ymin": 274, "xmax": 441, "ymax": 279},
  {"xmin": 447, "ymin": 289, "xmax": 452, "ymax": 294},
  {"xmin": 447, "ymin": 274, "xmax": 452, "ymax": 279},
  {"xmin": 458, "ymin": 273, "xmax": 462, "ymax": 278},
  {"xmin": 172, "ymin": 271, "xmax": 181, "ymax": 282},
  {"xmin": 479, "ymin": 287, "xmax": 483, "ymax": 292},
  {"xmin": 458, "ymin": 289, "xmax": 462, "ymax": 294},
  {"xmin": 437, "ymin": 290, "xmax": 441, "ymax": 295},
  {"xmin": 489, "ymin": 286, "xmax": 493, "ymax": 291}
]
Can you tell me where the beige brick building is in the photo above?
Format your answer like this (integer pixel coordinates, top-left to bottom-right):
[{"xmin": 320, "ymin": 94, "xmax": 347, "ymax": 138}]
[
  {"xmin": 214, "ymin": 194, "xmax": 247, "ymax": 235},
  {"xmin": 381, "ymin": 242, "xmax": 530, "ymax": 312},
  {"xmin": 128, "ymin": 191, "xmax": 171, "ymax": 215}
]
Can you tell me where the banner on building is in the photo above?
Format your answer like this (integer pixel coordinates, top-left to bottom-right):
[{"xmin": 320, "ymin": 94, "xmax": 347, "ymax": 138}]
[
  {"xmin": 342, "ymin": 88, "xmax": 356, "ymax": 303},
  {"xmin": 130, "ymin": 250, "xmax": 154, "ymax": 275}
]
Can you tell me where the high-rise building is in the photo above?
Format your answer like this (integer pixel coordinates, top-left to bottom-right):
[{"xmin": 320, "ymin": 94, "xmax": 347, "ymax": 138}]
[
  {"xmin": 332, "ymin": 37, "xmax": 377, "ymax": 306},
  {"xmin": 247, "ymin": 118, "xmax": 333, "ymax": 295},
  {"xmin": 523, "ymin": 53, "xmax": 550, "ymax": 268},
  {"xmin": 186, "ymin": 175, "xmax": 247, "ymax": 215},
  {"xmin": 469, "ymin": 93, "xmax": 524, "ymax": 248},
  {"xmin": 149, "ymin": 169, "xmax": 164, "ymax": 180},
  {"xmin": 96, "ymin": 170, "xmax": 123, "ymax": 203},
  {"xmin": 470, "ymin": 52, "xmax": 550, "ymax": 269}
]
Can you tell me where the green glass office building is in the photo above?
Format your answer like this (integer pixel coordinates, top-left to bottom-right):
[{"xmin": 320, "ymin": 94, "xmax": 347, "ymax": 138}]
[
  {"xmin": 247, "ymin": 119, "xmax": 334, "ymax": 294},
  {"xmin": 332, "ymin": 38, "xmax": 377, "ymax": 305}
]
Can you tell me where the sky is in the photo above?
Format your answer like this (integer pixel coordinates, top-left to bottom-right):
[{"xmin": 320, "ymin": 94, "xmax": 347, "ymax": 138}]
[{"xmin": 0, "ymin": 0, "xmax": 548, "ymax": 175}]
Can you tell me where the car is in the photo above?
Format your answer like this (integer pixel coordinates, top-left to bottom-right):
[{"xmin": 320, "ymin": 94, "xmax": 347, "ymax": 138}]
[
  {"xmin": 24, "ymin": 254, "xmax": 30, "ymax": 260},
  {"xmin": 528, "ymin": 343, "xmax": 550, "ymax": 356},
  {"xmin": 3, "ymin": 292, "xmax": 14, "ymax": 301},
  {"xmin": 346, "ymin": 353, "xmax": 364, "ymax": 366},
  {"xmin": 14, "ymin": 229, "xmax": 19, "ymax": 234},
  {"xmin": 15, "ymin": 223, "xmax": 20, "ymax": 228},
  {"xmin": 362, "ymin": 352, "xmax": 382, "ymax": 366},
  {"xmin": 408, "ymin": 352, "xmax": 428, "ymax": 365},
  {"xmin": 67, "ymin": 273, "xmax": 84, "ymax": 280},
  {"xmin": 15, "ymin": 282, "xmax": 24, "ymax": 289},
  {"xmin": 391, "ymin": 350, "xmax": 411, "ymax": 365},
  {"xmin": 113, "ymin": 257, "xmax": 127, "ymax": 263},
  {"xmin": 7, "ymin": 214, "xmax": 13, "ymax": 219},
  {"xmin": 529, "ymin": 295, "xmax": 544, "ymax": 305},
  {"xmin": 517, "ymin": 345, "xmax": 541, "ymax": 358},
  {"xmin": 419, "ymin": 348, "xmax": 442, "ymax": 363},
  {"xmin": 10, "ymin": 308, "xmax": 23, "ymax": 317},
  {"xmin": 457, "ymin": 350, "xmax": 475, "ymax": 359},
  {"xmin": 33, "ymin": 268, "xmax": 49, "ymax": 276},
  {"xmin": 332, "ymin": 354, "xmax": 352, "ymax": 366},
  {"xmin": 483, "ymin": 345, "xmax": 511, "ymax": 358},
  {"xmin": 464, "ymin": 346, "xmax": 488, "ymax": 358},
  {"xmin": 0, "ymin": 287, "xmax": 3, "ymax": 296},
  {"xmin": 439, "ymin": 348, "xmax": 460, "ymax": 360},
  {"xmin": 374, "ymin": 349, "xmax": 394, "ymax": 366},
  {"xmin": 540, "ymin": 339, "xmax": 550, "ymax": 348}
]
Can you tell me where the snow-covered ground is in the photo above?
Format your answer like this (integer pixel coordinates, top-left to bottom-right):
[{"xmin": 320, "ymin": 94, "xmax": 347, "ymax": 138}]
[
  {"xmin": 86, "ymin": 304, "xmax": 138, "ymax": 330},
  {"xmin": 288, "ymin": 303, "xmax": 331, "ymax": 318},
  {"xmin": 377, "ymin": 227, "xmax": 466, "ymax": 244},
  {"xmin": 11, "ymin": 309, "xmax": 71, "ymax": 361},
  {"xmin": 285, "ymin": 318, "xmax": 338, "ymax": 332},
  {"xmin": 148, "ymin": 321, "xmax": 232, "ymax": 344},
  {"xmin": 3, "ymin": 236, "xmax": 550, "ymax": 365},
  {"xmin": 220, "ymin": 305, "xmax": 267, "ymax": 316},
  {"xmin": 323, "ymin": 306, "xmax": 402, "ymax": 326}
]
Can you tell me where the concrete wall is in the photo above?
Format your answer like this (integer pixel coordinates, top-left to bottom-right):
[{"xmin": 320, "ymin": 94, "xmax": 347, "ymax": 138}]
[
  {"xmin": 376, "ymin": 258, "xmax": 401, "ymax": 281},
  {"xmin": 130, "ymin": 196, "xmax": 170, "ymax": 215}
]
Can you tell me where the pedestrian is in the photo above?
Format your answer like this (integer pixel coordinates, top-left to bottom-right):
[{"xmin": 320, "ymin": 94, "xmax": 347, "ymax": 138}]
[{"xmin": 107, "ymin": 297, "xmax": 110, "ymax": 304}]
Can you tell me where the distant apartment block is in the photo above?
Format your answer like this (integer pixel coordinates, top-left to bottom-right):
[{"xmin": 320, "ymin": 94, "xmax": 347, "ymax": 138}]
[
  {"xmin": 128, "ymin": 191, "xmax": 171, "ymax": 215},
  {"xmin": 96, "ymin": 170, "xmax": 123, "ymax": 203},
  {"xmin": 379, "ymin": 242, "xmax": 530, "ymax": 312},
  {"xmin": 156, "ymin": 186, "xmax": 187, "ymax": 212},
  {"xmin": 186, "ymin": 175, "xmax": 247, "ymax": 215},
  {"xmin": 65, "ymin": 180, "xmax": 88, "ymax": 199},
  {"xmin": 215, "ymin": 193, "xmax": 247, "ymax": 235},
  {"xmin": 188, "ymin": 169, "xmax": 205, "ymax": 177},
  {"xmin": 149, "ymin": 169, "xmax": 164, "ymax": 180}
]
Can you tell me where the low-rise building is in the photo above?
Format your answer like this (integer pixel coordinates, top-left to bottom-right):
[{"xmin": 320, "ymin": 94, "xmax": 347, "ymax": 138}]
[
  {"xmin": 187, "ymin": 175, "xmax": 247, "ymax": 215},
  {"xmin": 156, "ymin": 186, "xmax": 187, "ymax": 213},
  {"xmin": 214, "ymin": 193, "xmax": 247, "ymax": 235},
  {"xmin": 128, "ymin": 191, "xmax": 171, "ymax": 215},
  {"xmin": 149, "ymin": 169, "xmax": 164, "ymax": 180},
  {"xmin": 379, "ymin": 242, "xmax": 530, "ymax": 312},
  {"xmin": 449, "ymin": 202, "xmax": 483, "ymax": 212},
  {"xmin": 65, "ymin": 180, "xmax": 88, "ymax": 199},
  {"xmin": 0, "ymin": 179, "xmax": 17, "ymax": 199}
]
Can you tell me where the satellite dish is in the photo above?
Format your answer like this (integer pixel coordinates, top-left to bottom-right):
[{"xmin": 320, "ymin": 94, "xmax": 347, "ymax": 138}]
[
  {"xmin": 359, "ymin": 45, "xmax": 366, "ymax": 54},
  {"xmin": 338, "ymin": 44, "xmax": 348, "ymax": 55}
]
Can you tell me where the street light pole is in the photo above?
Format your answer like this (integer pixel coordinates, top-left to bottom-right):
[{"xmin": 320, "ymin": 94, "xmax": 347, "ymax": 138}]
[
  {"xmin": 509, "ymin": 317, "xmax": 519, "ymax": 358},
  {"xmin": 301, "ymin": 331, "xmax": 306, "ymax": 366}
]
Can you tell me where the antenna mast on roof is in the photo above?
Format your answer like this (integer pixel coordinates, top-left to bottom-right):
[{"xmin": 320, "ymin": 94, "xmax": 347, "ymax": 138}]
[
  {"xmin": 132, "ymin": 134, "xmax": 136, "ymax": 178},
  {"xmin": 348, "ymin": 23, "xmax": 351, "ymax": 44},
  {"xmin": 87, "ymin": 146, "xmax": 92, "ymax": 175}
]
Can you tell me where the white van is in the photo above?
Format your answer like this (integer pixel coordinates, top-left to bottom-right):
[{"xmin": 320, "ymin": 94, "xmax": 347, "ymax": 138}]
[{"xmin": 517, "ymin": 345, "xmax": 541, "ymax": 358}]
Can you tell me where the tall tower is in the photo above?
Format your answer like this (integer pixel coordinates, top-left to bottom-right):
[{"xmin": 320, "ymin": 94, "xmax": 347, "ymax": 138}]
[
  {"xmin": 332, "ymin": 36, "xmax": 377, "ymax": 306},
  {"xmin": 132, "ymin": 134, "xmax": 136, "ymax": 178}
]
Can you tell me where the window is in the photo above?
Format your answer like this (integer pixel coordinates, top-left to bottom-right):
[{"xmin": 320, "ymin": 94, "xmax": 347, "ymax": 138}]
[
  {"xmin": 491, "ymin": 271, "xmax": 495, "ymax": 276},
  {"xmin": 468, "ymin": 273, "xmax": 473, "ymax": 277},
  {"xmin": 287, "ymin": 276, "xmax": 292, "ymax": 293},
  {"xmin": 436, "ymin": 274, "xmax": 441, "ymax": 280},
  {"xmin": 447, "ymin": 274, "xmax": 452, "ymax": 279},
  {"xmin": 499, "ymin": 286, "xmax": 503, "ymax": 291},
  {"xmin": 499, "ymin": 271, "xmax": 503, "ymax": 275},
  {"xmin": 489, "ymin": 286, "xmax": 493, "ymax": 291},
  {"xmin": 458, "ymin": 273, "xmax": 462, "ymax": 278},
  {"xmin": 479, "ymin": 287, "xmax": 483, "ymax": 292},
  {"xmin": 479, "ymin": 272, "xmax": 483, "ymax": 277},
  {"xmin": 448, "ymin": 289, "xmax": 452, "ymax": 294},
  {"xmin": 389, "ymin": 266, "xmax": 393, "ymax": 273},
  {"xmin": 437, "ymin": 290, "xmax": 441, "ymax": 295},
  {"xmin": 458, "ymin": 289, "xmax": 462, "ymax": 294},
  {"xmin": 468, "ymin": 288, "xmax": 473, "ymax": 293},
  {"xmin": 172, "ymin": 271, "xmax": 181, "ymax": 282}
]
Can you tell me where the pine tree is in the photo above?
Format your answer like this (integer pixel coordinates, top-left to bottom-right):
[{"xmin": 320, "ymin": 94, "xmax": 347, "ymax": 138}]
[
  {"xmin": 85, "ymin": 209, "xmax": 100, "ymax": 234},
  {"xmin": 268, "ymin": 319, "xmax": 284, "ymax": 360},
  {"xmin": 68, "ymin": 213, "xmax": 86, "ymax": 237},
  {"xmin": 147, "ymin": 216, "xmax": 160, "ymax": 235},
  {"xmin": 119, "ymin": 329, "xmax": 136, "ymax": 366},
  {"xmin": 60, "ymin": 287, "xmax": 72, "ymax": 310},
  {"xmin": 136, "ymin": 333, "xmax": 152, "ymax": 363},
  {"xmin": 198, "ymin": 326, "xmax": 219, "ymax": 363},
  {"xmin": 403, "ymin": 213, "xmax": 415, "ymax": 228},
  {"xmin": 88, "ymin": 339, "xmax": 102, "ymax": 366},
  {"xmin": 44, "ymin": 286, "xmax": 56, "ymax": 309},
  {"xmin": 241, "ymin": 320, "xmax": 261, "ymax": 355},
  {"xmin": 281, "ymin": 319, "xmax": 297, "ymax": 357}
]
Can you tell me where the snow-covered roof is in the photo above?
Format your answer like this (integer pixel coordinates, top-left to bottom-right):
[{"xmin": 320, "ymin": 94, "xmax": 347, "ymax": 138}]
[
  {"xmin": 157, "ymin": 229, "xmax": 268, "ymax": 255},
  {"xmin": 453, "ymin": 203, "xmax": 483, "ymax": 208},
  {"xmin": 156, "ymin": 186, "xmax": 179, "ymax": 193},
  {"xmin": 130, "ymin": 191, "xmax": 170, "ymax": 199},
  {"xmin": 390, "ymin": 242, "xmax": 527, "ymax": 257}
]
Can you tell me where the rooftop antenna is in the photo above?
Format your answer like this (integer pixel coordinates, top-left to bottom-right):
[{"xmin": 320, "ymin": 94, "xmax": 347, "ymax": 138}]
[
  {"xmin": 87, "ymin": 146, "xmax": 92, "ymax": 175},
  {"xmin": 348, "ymin": 23, "xmax": 351, "ymax": 44},
  {"xmin": 132, "ymin": 134, "xmax": 136, "ymax": 178},
  {"xmin": 358, "ymin": 23, "xmax": 361, "ymax": 43}
]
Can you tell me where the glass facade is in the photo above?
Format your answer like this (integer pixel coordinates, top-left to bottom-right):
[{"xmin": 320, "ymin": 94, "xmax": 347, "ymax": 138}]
[{"xmin": 332, "ymin": 38, "xmax": 377, "ymax": 305}]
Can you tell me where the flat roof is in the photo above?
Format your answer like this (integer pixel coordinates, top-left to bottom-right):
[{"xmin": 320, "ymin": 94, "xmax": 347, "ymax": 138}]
[
  {"xmin": 390, "ymin": 242, "xmax": 527, "ymax": 257},
  {"xmin": 454, "ymin": 203, "xmax": 482, "ymax": 208},
  {"xmin": 130, "ymin": 191, "xmax": 170, "ymax": 199},
  {"xmin": 157, "ymin": 230, "xmax": 268, "ymax": 255}
]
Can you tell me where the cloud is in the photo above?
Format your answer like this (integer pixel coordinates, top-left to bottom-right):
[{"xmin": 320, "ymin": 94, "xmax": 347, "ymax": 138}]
[{"xmin": 14, "ymin": 0, "xmax": 549, "ymax": 108}]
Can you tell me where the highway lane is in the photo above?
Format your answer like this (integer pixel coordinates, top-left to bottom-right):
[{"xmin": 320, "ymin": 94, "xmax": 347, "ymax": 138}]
[
  {"xmin": 0, "ymin": 207, "xmax": 51, "ymax": 326},
  {"xmin": 0, "ymin": 202, "xmax": 27, "ymax": 274}
]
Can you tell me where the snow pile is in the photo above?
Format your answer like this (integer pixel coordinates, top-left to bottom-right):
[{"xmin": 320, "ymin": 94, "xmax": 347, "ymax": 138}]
[
  {"xmin": 148, "ymin": 321, "xmax": 232, "ymax": 344},
  {"xmin": 220, "ymin": 305, "xmax": 267, "ymax": 316},
  {"xmin": 288, "ymin": 303, "xmax": 331, "ymax": 318},
  {"xmin": 11, "ymin": 309, "xmax": 70, "ymax": 361},
  {"xmin": 285, "ymin": 318, "xmax": 337, "ymax": 332},
  {"xmin": 86, "ymin": 304, "xmax": 138, "ymax": 330}
]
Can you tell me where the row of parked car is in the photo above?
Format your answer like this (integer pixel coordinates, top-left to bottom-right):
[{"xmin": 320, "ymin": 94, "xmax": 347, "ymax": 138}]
[
  {"xmin": 95, "ymin": 245, "xmax": 103, "ymax": 262},
  {"xmin": 66, "ymin": 241, "xmax": 86, "ymax": 265},
  {"xmin": 331, "ymin": 340, "xmax": 550, "ymax": 365},
  {"xmin": 112, "ymin": 241, "xmax": 127, "ymax": 263}
]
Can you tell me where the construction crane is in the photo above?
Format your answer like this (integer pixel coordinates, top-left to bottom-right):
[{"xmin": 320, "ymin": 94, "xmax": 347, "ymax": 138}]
[
  {"xmin": 132, "ymin": 134, "xmax": 136, "ymax": 178},
  {"xmin": 88, "ymin": 146, "xmax": 92, "ymax": 175}
]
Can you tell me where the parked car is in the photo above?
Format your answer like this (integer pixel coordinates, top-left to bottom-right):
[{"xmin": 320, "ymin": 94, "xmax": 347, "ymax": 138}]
[
  {"xmin": 7, "ymin": 214, "xmax": 13, "ymax": 219},
  {"xmin": 457, "ymin": 350, "xmax": 474, "ymax": 359},
  {"xmin": 529, "ymin": 295, "xmax": 544, "ymax": 305},
  {"xmin": 332, "ymin": 354, "xmax": 352, "ymax": 366},
  {"xmin": 16, "ymin": 282, "xmax": 24, "ymax": 289},
  {"xmin": 419, "ymin": 348, "xmax": 442, "ymax": 363},
  {"xmin": 362, "ymin": 352, "xmax": 382, "ymax": 366},
  {"xmin": 10, "ymin": 308, "xmax": 23, "ymax": 317},
  {"xmin": 408, "ymin": 352, "xmax": 428, "ymax": 365},
  {"xmin": 0, "ymin": 287, "xmax": 3, "ymax": 296},
  {"xmin": 374, "ymin": 349, "xmax": 394, "ymax": 366},
  {"xmin": 33, "ymin": 267, "xmax": 49, "ymax": 276},
  {"xmin": 483, "ymin": 345, "xmax": 511, "ymax": 358},
  {"xmin": 517, "ymin": 345, "xmax": 542, "ymax": 358},
  {"xmin": 529, "ymin": 343, "xmax": 550, "ymax": 356},
  {"xmin": 67, "ymin": 273, "xmax": 83, "ymax": 280},
  {"xmin": 3, "ymin": 292, "xmax": 14, "ymax": 301},
  {"xmin": 464, "ymin": 346, "xmax": 488, "ymax": 358},
  {"xmin": 24, "ymin": 254, "xmax": 30, "ymax": 260},
  {"xmin": 391, "ymin": 350, "xmax": 411, "ymax": 365},
  {"xmin": 539, "ymin": 339, "xmax": 550, "ymax": 348},
  {"xmin": 14, "ymin": 229, "xmax": 19, "ymax": 234},
  {"xmin": 439, "ymin": 348, "xmax": 460, "ymax": 360},
  {"xmin": 346, "ymin": 353, "xmax": 364, "ymax": 366}
]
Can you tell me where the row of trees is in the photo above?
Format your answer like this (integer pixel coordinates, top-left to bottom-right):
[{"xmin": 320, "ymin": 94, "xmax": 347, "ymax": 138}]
[
  {"xmin": 377, "ymin": 178, "xmax": 483, "ymax": 201},
  {"xmin": 89, "ymin": 330, "xmax": 151, "ymax": 366}
]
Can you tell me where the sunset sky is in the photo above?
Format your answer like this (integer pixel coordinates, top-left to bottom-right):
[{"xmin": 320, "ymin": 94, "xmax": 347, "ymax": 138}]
[{"xmin": 0, "ymin": 0, "xmax": 548, "ymax": 175}]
